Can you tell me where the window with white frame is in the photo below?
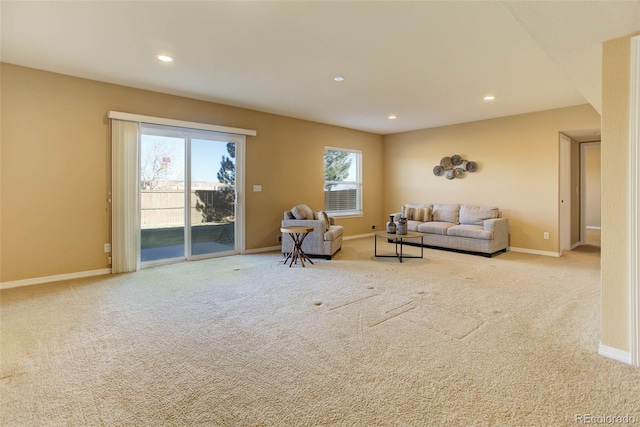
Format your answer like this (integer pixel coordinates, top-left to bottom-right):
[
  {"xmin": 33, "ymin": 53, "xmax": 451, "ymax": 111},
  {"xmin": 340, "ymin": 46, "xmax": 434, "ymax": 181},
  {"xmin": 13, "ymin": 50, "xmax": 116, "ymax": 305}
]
[{"xmin": 324, "ymin": 147, "xmax": 362, "ymax": 216}]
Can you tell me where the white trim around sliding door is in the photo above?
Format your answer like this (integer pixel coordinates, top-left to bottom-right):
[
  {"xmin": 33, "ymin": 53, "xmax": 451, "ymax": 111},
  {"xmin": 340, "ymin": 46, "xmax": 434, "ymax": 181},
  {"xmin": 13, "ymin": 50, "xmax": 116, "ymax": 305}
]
[
  {"xmin": 107, "ymin": 111, "xmax": 257, "ymax": 137},
  {"xmin": 139, "ymin": 123, "xmax": 247, "ymax": 262},
  {"xmin": 112, "ymin": 111, "xmax": 256, "ymax": 265}
]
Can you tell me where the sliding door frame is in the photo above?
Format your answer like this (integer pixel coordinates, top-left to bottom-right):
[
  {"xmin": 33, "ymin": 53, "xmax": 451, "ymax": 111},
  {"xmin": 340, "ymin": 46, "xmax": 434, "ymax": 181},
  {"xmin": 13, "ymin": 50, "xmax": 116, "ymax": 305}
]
[
  {"xmin": 139, "ymin": 123, "xmax": 246, "ymax": 265},
  {"xmin": 108, "ymin": 111, "xmax": 255, "ymax": 270}
]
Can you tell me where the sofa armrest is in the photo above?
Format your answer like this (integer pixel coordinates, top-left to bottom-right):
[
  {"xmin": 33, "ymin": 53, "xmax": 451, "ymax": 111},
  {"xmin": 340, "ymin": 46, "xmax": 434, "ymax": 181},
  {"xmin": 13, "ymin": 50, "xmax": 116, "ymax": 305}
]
[{"xmin": 484, "ymin": 218, "xmax": 509, "ymax": 241}]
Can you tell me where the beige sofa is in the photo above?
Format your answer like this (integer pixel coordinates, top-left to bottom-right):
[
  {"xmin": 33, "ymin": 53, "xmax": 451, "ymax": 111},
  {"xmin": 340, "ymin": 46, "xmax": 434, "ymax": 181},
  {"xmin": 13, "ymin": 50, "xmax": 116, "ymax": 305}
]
[
  {"xmin": 282, "ymin": 204, "xmax": 344, "ymax": 259},
  {"xmin": 389, "ymin": 203, "xmax": 508, "ymax": 257}
]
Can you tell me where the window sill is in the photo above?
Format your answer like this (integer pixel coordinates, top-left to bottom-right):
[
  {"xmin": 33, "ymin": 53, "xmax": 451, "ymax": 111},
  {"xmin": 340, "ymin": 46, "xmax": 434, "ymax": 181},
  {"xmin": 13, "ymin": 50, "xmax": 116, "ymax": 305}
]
[{"xmin": 327, "ymin": 211, "xmax": 363, "ymax": 218}]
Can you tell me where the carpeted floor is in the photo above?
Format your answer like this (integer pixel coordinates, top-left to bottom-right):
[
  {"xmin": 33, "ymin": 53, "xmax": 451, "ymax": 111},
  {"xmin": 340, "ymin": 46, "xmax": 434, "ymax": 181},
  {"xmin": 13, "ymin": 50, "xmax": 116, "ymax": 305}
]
[{"xmin": 1, "ymin": 237, "xmax": 638, "ymax": 426}]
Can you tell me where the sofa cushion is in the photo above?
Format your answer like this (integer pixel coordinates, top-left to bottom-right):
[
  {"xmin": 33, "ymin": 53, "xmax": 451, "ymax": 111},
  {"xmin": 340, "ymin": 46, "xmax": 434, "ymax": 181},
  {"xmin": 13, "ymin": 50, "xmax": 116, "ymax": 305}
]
[
  {"xmin": 446, "ymin": 224, "xmax": 493, "ymax": 240},
  {"xmin": 402, "ymin": 204, "xmax": 432, "ymax": 222},
  {"xmin": 432, "ymin": 204, "xmax": 460, "ymax": 224},
  {"xmin": 418, "ymin": 221, "xmax": 456, "ymax": 235},
  {"xmin": 407, "ymin": 220, "xmax": 422, "ymax": 232},
  {"xmin": 291, "ymin": 204, "xmax": 314, "ymax": 220},
  {"xmin": 459, "ymin": 205, "xmax": 500, "ymax": 226},
  {"xmin": 314, "ymin": 210, "xmax": 331, "ymax": 231}
]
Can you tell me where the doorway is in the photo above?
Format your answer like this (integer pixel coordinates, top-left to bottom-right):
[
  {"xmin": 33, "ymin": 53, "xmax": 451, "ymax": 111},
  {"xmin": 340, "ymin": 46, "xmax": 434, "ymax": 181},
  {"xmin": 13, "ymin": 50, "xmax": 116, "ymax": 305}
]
[
  {"xmin": 581, "ymin": 142, "xmax": 601, "ymax": 248},
  {"xmin": 139, "ymin": 124, "xmax": 243, "ymax": 265},
  {"xmin": 559, "ymin": 129, "xmax": 601, "ymax": 254}
]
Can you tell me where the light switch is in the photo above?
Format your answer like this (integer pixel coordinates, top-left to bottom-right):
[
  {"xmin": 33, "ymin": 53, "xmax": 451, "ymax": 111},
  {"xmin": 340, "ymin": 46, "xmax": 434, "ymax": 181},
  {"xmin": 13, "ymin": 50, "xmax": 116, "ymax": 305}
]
[{"xmin": 253, "ymin": 185, "xmax": 262, "ymax": 192}]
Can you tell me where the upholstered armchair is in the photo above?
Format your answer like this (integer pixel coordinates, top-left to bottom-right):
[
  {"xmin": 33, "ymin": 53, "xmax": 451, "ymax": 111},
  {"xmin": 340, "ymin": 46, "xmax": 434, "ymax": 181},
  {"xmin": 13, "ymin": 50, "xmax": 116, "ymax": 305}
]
[{"xmin": 281, "ymin": 204, "xmax": 344, "ymax": 260}]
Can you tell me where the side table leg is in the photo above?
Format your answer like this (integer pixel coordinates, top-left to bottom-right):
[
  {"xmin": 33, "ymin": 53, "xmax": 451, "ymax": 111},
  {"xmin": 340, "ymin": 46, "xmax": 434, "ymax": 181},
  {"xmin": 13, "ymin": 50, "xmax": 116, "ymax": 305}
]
[
  {"xmin": 297, "ymin": 232, "xmax": 314, "ymax": 266},
  {"xmin": 285, "ymin": 233, "xmax": 299, "ymax": 266},
  {"xmin": 285, "ymin": 232, "xmax": 314, "ymax": 267}
]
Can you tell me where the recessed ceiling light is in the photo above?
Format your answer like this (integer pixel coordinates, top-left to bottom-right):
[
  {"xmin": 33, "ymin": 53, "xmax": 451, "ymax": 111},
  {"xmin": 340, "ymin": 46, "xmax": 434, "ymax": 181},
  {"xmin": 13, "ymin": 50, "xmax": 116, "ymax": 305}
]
[
  {"xmin": 157, "ymin": 55, "xmax": 174, "ymax": 62},
  {"xmin": 388, "ymin": 115, "xmax": 397, "ymax": 120},
  {"xmin": 333, "ymin": 76, "xmax": 345, "ymax": 82},
  {"xmin": 483, "ymin": 95, "xmax": 496, "ymax": 101}
]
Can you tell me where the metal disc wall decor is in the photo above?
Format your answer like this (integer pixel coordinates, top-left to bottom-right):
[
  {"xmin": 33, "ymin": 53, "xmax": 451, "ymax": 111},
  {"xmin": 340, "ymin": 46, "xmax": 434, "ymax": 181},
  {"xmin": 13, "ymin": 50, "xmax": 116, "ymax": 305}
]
[
  {"xmin": 440, "ymin": 156, "xmax": 453, "ymax": 169},
  {"xmin": 466, "ymin": 161, "xmax": 478, "ymax": 172},
  {"xmin": 433, "ymin": 154, "xmax": 478, "ymax": 180}
]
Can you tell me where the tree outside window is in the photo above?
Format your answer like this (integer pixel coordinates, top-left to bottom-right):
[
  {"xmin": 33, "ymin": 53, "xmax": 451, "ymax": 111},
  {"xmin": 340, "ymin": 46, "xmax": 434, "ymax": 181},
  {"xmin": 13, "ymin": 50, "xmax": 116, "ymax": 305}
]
[{"xmin": 324, "ymin": 147, "xmax": 362, "ymax": 215}]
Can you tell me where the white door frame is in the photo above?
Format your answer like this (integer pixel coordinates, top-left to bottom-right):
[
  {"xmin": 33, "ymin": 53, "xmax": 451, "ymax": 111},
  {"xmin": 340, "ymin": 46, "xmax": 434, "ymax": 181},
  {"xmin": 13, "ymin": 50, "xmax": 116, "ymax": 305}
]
[
  {"xmin": 629, "ymin": 35, "xmax": 640, "ymax": 367},
  {"xmin": 559, "ymin": 133, "xmax": 572, "ymax": 254}
]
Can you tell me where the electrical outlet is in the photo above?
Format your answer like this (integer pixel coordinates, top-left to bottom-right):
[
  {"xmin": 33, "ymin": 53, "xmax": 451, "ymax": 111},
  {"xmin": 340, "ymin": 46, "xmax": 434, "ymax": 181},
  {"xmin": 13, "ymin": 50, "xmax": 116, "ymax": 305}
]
[
  {"xmin": 543, "ymin": 232, "xmax": 549, "ymax": 240},
  {"xmin": 371, "ymin": 225, "xmax": 376, "ymax": 230},
  {"xmin": 108, "ymin": 256, "xmax": 112, "ymax": 265}
]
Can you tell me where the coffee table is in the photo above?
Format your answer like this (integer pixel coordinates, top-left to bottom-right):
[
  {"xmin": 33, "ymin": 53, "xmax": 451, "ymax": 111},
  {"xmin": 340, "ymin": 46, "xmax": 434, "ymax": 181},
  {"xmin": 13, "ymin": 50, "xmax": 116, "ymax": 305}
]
[{"xmin": 374, "ymin": 231, "xmax": 424, "ymax": 262}]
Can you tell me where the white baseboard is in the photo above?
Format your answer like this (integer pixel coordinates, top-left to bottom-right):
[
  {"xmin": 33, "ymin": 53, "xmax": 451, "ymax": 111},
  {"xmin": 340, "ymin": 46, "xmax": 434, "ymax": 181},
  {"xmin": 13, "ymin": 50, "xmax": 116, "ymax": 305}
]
[
  {"xmin": 244, "ymin": 245, "xmax": 280, "ymax": 254},
  {"xmin": 344, "ymin": 233, "xmax": 374, "ymax": 240},
  {"xmin": 586, "ymin": 226, "xmax": 602, "ymax": 230},
  {"xmin": 598, "ymin": 343, "xmax": 632, "ymax": 365},
  {"xmin": 508, "ymin": 247, "xmax": 561, "ymax": 257},
  {"xmin": 1, "ymin": 268, "xmax": 112, "ymax": 290}
]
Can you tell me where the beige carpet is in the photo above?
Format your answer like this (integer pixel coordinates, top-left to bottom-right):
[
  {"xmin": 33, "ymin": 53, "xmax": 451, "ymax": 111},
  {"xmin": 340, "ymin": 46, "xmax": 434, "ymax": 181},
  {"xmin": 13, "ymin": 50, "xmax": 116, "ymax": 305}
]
[{"xmin": 1, "ymin": 237, "xmax": 638, "ymax": 426}]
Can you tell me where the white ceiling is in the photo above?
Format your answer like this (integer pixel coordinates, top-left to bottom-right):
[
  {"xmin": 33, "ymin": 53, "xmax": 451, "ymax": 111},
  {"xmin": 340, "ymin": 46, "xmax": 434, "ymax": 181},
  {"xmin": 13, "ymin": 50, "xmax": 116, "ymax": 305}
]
[{"xmin": 1, "ymin": 1, "xmax": 639, "ymax": 135}]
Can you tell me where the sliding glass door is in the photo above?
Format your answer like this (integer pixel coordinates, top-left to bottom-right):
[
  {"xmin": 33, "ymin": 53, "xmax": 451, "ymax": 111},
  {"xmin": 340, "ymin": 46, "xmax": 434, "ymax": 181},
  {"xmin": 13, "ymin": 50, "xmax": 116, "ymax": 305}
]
[
  {"xmin": 140, "ymin": 132, "xmax": 186, "ymax": 262},
  {"xmin": 139, "ymin": 124, "xmax": 242, "ymax": 264},
  {"xmin": 190, "ymin": 138, "xmax": 236, "ymax": 257}
]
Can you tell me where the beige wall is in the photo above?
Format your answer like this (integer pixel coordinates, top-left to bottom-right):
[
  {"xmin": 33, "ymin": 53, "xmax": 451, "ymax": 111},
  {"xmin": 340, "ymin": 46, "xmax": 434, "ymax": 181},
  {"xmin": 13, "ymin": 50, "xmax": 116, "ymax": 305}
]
[
  {"xmin": 601, "ymin": 33, "xmax": 636, "ymax": 351},
  {"xmin": 584, "ymin": 143, "xmax": 601, "ymax": 228},
  {"xmin": 382, "ymin": 105, "xmax": 601, "ymax": 254},
  {"xmin": 0, "ymin": 64, "xmax": 383, "ymax": 282}
]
